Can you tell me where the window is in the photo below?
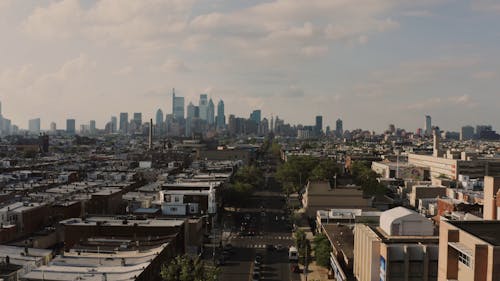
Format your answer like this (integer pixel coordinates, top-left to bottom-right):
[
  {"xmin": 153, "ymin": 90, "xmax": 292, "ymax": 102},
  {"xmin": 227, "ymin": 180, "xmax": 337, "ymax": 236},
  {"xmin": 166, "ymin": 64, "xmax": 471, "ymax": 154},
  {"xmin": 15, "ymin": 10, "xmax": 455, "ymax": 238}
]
[
  {"xmin": 170, "ymin": 207, "xmax": 177, "ymax": 212},
  {"xmin": 174, "ymin": 196, "xmax": 180, "ymax": 202},
  {"xmin": 458, "ymin": 251, "xmax": 471, "ymax": 267}
]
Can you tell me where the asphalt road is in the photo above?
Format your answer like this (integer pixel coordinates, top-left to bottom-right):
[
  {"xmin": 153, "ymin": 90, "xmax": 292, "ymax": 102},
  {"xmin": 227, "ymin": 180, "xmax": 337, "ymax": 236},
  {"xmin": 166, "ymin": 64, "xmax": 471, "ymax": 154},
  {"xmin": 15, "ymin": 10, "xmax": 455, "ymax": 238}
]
[{"xmin": 218, "ymin": 187, "xmax": 300, "ymax": 281}]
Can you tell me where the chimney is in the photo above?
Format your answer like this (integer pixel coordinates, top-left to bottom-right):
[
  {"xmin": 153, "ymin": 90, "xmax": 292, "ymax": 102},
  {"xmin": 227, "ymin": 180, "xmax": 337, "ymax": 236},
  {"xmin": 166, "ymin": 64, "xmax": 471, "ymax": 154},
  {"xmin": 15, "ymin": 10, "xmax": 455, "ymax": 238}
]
[{"xmin": 149, "ymin": 118, "xmax": 153, "ymax": 150}]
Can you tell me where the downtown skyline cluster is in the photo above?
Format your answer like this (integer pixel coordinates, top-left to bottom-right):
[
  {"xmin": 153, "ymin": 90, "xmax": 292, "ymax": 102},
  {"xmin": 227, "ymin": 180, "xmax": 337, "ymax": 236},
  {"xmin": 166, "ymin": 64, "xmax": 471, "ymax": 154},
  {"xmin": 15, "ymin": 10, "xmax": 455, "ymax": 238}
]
[{"xmin": 1, "ymin": 1, "xmax": 500, "ymax": 132}]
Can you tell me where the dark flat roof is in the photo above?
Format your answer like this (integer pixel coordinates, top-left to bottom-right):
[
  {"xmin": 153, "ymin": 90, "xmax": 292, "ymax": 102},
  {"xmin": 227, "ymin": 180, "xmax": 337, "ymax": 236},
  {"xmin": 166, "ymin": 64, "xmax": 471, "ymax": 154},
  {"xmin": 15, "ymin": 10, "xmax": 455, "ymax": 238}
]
[{"xmin": 448, "ymin": 220, "xmax": 500, "ymax": 246}]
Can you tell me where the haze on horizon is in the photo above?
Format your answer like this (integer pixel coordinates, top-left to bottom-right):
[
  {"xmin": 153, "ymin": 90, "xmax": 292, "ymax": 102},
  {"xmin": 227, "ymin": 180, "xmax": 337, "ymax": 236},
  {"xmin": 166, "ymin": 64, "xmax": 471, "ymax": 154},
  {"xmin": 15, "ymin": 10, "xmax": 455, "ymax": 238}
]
[{"xmin": 0, "ymin": 0, "xmax": 499, "ymax": 133}]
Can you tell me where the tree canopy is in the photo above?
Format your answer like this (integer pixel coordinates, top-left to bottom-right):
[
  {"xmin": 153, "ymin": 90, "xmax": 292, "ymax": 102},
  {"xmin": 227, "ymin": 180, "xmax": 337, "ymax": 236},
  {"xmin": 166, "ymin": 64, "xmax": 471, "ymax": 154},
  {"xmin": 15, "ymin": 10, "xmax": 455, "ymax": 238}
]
[
  {"xmin": 350, "ymin": 161, "xmax": 387, "ymax": 196},
  {"xmin": 160, "ymin": 255, "xmax": 218, "ymax": 281},
  {"xmin": 276, "ymin": 156, "xmax": 341, "ymax": 193},
  {"xmin": 313, "ymin": 233, "xmax": 332, "ymax": 268}
]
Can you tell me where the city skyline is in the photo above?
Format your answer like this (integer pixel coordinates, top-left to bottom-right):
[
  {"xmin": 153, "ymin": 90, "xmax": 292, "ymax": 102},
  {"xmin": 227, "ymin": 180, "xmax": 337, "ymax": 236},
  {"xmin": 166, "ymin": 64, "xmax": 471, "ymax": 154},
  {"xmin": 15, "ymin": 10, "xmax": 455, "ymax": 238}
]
[{"xmin": 1, "ymin": 1, "xmax": 500, "ymax": 131}]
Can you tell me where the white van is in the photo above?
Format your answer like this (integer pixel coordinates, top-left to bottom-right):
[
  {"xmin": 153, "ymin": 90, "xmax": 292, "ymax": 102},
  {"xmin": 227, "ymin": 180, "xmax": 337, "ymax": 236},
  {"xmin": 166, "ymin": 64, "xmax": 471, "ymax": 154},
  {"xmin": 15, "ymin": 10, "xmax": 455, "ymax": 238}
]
[{"xmin": 288, "ymin": 246, "xmax": 298, "ymax": 261}]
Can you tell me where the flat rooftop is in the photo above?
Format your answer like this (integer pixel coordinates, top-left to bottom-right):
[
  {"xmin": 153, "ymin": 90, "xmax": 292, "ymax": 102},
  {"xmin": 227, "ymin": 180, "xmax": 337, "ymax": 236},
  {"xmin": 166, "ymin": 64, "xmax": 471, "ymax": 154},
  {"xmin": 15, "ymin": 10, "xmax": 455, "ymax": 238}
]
[
  {"xmin": 60, "ymin": 217, "xmax": 184, "ymax": 228},
  {"xmin": 448, "ymin": 220, "xmax": 500, "ymax": 246}
]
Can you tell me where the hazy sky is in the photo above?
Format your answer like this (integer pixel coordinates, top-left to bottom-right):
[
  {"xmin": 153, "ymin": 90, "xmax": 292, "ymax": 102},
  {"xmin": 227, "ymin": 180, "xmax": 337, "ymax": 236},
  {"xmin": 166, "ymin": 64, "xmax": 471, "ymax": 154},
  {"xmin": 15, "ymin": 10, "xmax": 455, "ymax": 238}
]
[{"xmin": 1, "ymin": 0, "xmax": 499, "ymax": 132}]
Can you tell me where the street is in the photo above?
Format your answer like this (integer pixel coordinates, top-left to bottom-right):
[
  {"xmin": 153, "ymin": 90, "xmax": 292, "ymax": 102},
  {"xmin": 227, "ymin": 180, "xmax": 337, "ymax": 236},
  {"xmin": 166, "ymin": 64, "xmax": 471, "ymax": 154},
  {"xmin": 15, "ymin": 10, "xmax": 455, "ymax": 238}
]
[{"xmin": 218, "ymin": 187, "xmax": 300, "ymax": 281}]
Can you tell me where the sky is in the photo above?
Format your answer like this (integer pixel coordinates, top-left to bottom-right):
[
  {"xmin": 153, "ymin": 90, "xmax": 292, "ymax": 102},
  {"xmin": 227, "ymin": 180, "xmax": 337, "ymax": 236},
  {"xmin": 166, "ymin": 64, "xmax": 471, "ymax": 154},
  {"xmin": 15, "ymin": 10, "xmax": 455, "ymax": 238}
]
[{"xmin": 0, "ymin": 0, "xmax": 500, "ymax": 133}]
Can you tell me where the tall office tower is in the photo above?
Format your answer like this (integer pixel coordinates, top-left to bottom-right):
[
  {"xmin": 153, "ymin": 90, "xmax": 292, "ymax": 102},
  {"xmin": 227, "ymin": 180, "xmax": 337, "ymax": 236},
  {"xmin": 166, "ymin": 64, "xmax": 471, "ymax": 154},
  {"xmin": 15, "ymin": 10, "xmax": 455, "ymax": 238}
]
[
  {"xmin": 133, "ymin": 113, "xmax": 142, "ymax": 126},
  {"xmin": 172, "ymin": 88, "xmax": 184, "ymax": 120},
  {"xmin": 216, "ymin": 100, "xmax": 225, "ymax": 129},
  {"xmin": 460, "ymin": 125, "xmax": 474, "ymax": 140},
  {"xmin": 89, "ymin": 120, "xmax": 96, "ymax": 134},
  {"xmin": 207, "ymin": 99, "xmax": 215, "ymax": 125},
  {"xmin": 156, "ymin": 109, "xmax": 164, "ymax": 127},
  {"xmin": 66, "ymin": 119, "xmax": 76, "ymax": 135},
  {"xmin": 476, "ymin": 125, "xmax": 492, "ymax": 138},
  {"xmin": 156, "ymin": 109, "xmax": 164, "ymax": 135},
  {"xmin": 315, "ymin": 115, "xmax": 323, "ymax": 135},
  {"xmin": 119, "ymin": 112, "xmax": 129, "ymax": 134},
  {"xmin": 186, "ymin": 102, "xmax": 196, "ymax": 119},
  {"xmin": 172, "ymin": 89, "xmax": 184, "ymax": 120},
  {"xmin": 228, "ymin": 114, "xmax": 236, "ymax": 135},
  {"xmin": 198, "ymin": 94, "xmax": 208, "ymax": 121},
  {"xmin": 111, "ymin": 116, "xmax": 117, "ymax": 133},
  {"xmin": 335, "ymin": 118, "xmax": 343, "ymax": 138},
  {"xmin": 260, "ymin": 118, "xmax": 269, "ymax": 135},
  {"xmin": 28, "ymin": 118, "xmax": 41, "ymax": 134},
  {"xmin": 50, "ymin": 122, "xmax": 57, "ymax": 132},
  {"xmin": 425, "ymin": 115, "xmax": 432, "ymax": 136},
  {"xmin": 250, "ymin": 110, "xmax": 262, "ymax": 125},
  {"xmin": 186, "ymin": 102, "xmax": 196, "ymax": 137}
]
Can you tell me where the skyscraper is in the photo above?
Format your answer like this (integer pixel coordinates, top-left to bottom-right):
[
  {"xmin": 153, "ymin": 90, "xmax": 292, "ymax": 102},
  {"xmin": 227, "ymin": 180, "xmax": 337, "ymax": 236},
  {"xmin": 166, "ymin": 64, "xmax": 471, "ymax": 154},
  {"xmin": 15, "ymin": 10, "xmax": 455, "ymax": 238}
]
[
  {"xmin": 119, "ymin": 112, "xmax": 129, "ymax": 134},
  {"xmin": 250, "ymin": 110, "xmax": 262, "ymax": 125},
  {"xmin": 28, "ymin": 118, "xmax": 41, "ymax": 134},
  {"xmin": 315, "ymin": 115, "xmax": 323, "ymax": 135},
  {"xmin": 89, "ymin": 120, "xmax": 96, "ymax": 134},
  {"xmin": 425, "ymin": 115, "xmax": 432, "ymax": 136},
  {"xmin": 50, "ymin": 122, "xmax": 57, "ymax": 132},
  {"xmin": 207, "ymin": 99, "xmax": 215, "ymax": 125},
  {"xmin": 199, "ymin": 94, "xmax": 208, "ymax": 121},
  {"xmin": 216, "ymin": 100, "xmax": 225, "ymax": 130},
  {"xmin": 133, "ymin": 113, "xmax": 142, "ymax": 125},
  {"xmin": 172, "ymin": 88, "xmax": 185, "ymax": 120},
  {"xmin": 156, "ymin": 109, "xmax": 164, "ymax": 135},
  {"xmin": 186, "ymin": 102, "xmax": 196, "ymax": 137},
  {"xmin": 66, "ymin": 119, "xmax": 76, "ymax": 135},
  {"xmin": 336, "ymin": 118, "xmax": 343, "ymax": 138},
  {"xmin": 111, "ymin": 116, "xmax": 117, "ymax": 133},
  {"xmin": 460, "ymin": 125, "xmax": 474, "ymax": 141}
]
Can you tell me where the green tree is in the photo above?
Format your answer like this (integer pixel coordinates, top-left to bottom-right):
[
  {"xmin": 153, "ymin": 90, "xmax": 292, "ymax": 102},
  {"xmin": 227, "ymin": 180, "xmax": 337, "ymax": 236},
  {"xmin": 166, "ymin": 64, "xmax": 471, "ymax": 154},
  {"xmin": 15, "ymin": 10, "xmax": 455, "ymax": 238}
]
[
  {"xmin": 221, "ymin": 182, "xmax": 253, "ymax": 207},
  {"xmin": 309, "ymin": 159, "xmax": 340, "ymax": 181},
  {"xmin": 294, "ymin": 229, "xmax": 311, "ymax": 266},
  {"xmin": 160, "ymin": 255, "xmax": 218, "ymax": 281},
  {"xmin": 234, "ymin": 165, "xmax": 264, "ymax": 189},
  {"xmin": 350, "ymin": 161, "xmax": 387, "ymax": 196},
  {"xmin": 313, "ymin": 234, "xmax": 332, "ymax": 268},
  {"xmin": 276, "ymin": 156, "xmax": 319, "ymax": 192}
]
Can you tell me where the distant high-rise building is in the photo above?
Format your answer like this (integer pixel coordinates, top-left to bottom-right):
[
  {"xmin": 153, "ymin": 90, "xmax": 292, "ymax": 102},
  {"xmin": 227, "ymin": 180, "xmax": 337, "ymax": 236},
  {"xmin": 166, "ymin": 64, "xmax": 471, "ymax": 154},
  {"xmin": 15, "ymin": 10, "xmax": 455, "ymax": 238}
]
[
  {"xmin": 199, "ymin": 94, "xmax": 208, "ymax": 121},
  {"xmin": 476, "ymin": 125, "xmax": 492, "ymax": 138},
  {"xmin": 186, "ymin": 102, "xmax": 196, "ymax": 137},
  {"xmin": 250, "ymin": 110, "xmax": 262, "ymax": 125},
  {"xmin": 315, "ymin": 115, "xmax": 323, "ymax": 135},
  {"xmin": 187, "ymin": 102, "xmax": 196, "ymax": 119},
  {"xmin": 28, "ymin": 118, "xmax": 41, "ymax": 134},
  {"xmin": 425, "ymin": 115, "xmax": 432, "ymax": 136},
  {"xmin": 50, "ymin": 122, "xmax": 57, "ymax": 132},
  {"xmin": 216, "ymin": 100, "xmax": 225, "ymax": 130},
  {"xmin": 335, "ymin": 118, "xmax": 343, "ymax": 138},
  {"xmin": 119, "ymin": 112, "xmax": 129, "ymax": 134},
  {"xmin": 260, "ymin": 118, "xmax": 269, "ymax": 135},
  {"xmin": 156, "ymin": 109, "xmax": 164, "ymax": 135},
  {"xmin": 207, "ymin": 99, "xmax": 215, "ymax": 125},
  {"xmin": 133, "ymin": 113, "xmax": 142, "ymax": 126},
  {"xmin": 66, "ymin": 119, "xmax": 76, "ymax": 135},
  {"xmin": 156, "ymin": 109, "xmax": 164, "ymax": 126},
  {"xmin": 172, "ymin": 88, "xmax": 184, "ymax": 120},
  {"xmin": 111, "ymin": 116, "xmax": 117, "ymax": 133},
  {"xmin": 89, "ymin": 120, "xmax": 96, "ymax": 134},
  {"xmin": 460, "ymin": 125, "xmax": 474, "ymax": 140}
]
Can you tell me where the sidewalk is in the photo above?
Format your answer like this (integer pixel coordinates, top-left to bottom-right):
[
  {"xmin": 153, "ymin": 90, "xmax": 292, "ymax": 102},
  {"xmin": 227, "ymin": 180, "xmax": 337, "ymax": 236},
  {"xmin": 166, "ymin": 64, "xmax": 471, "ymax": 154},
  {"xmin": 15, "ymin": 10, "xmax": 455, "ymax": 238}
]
[{"xmin": 301, "ymin": 261, "xmax": 329, "ymax": 281}]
